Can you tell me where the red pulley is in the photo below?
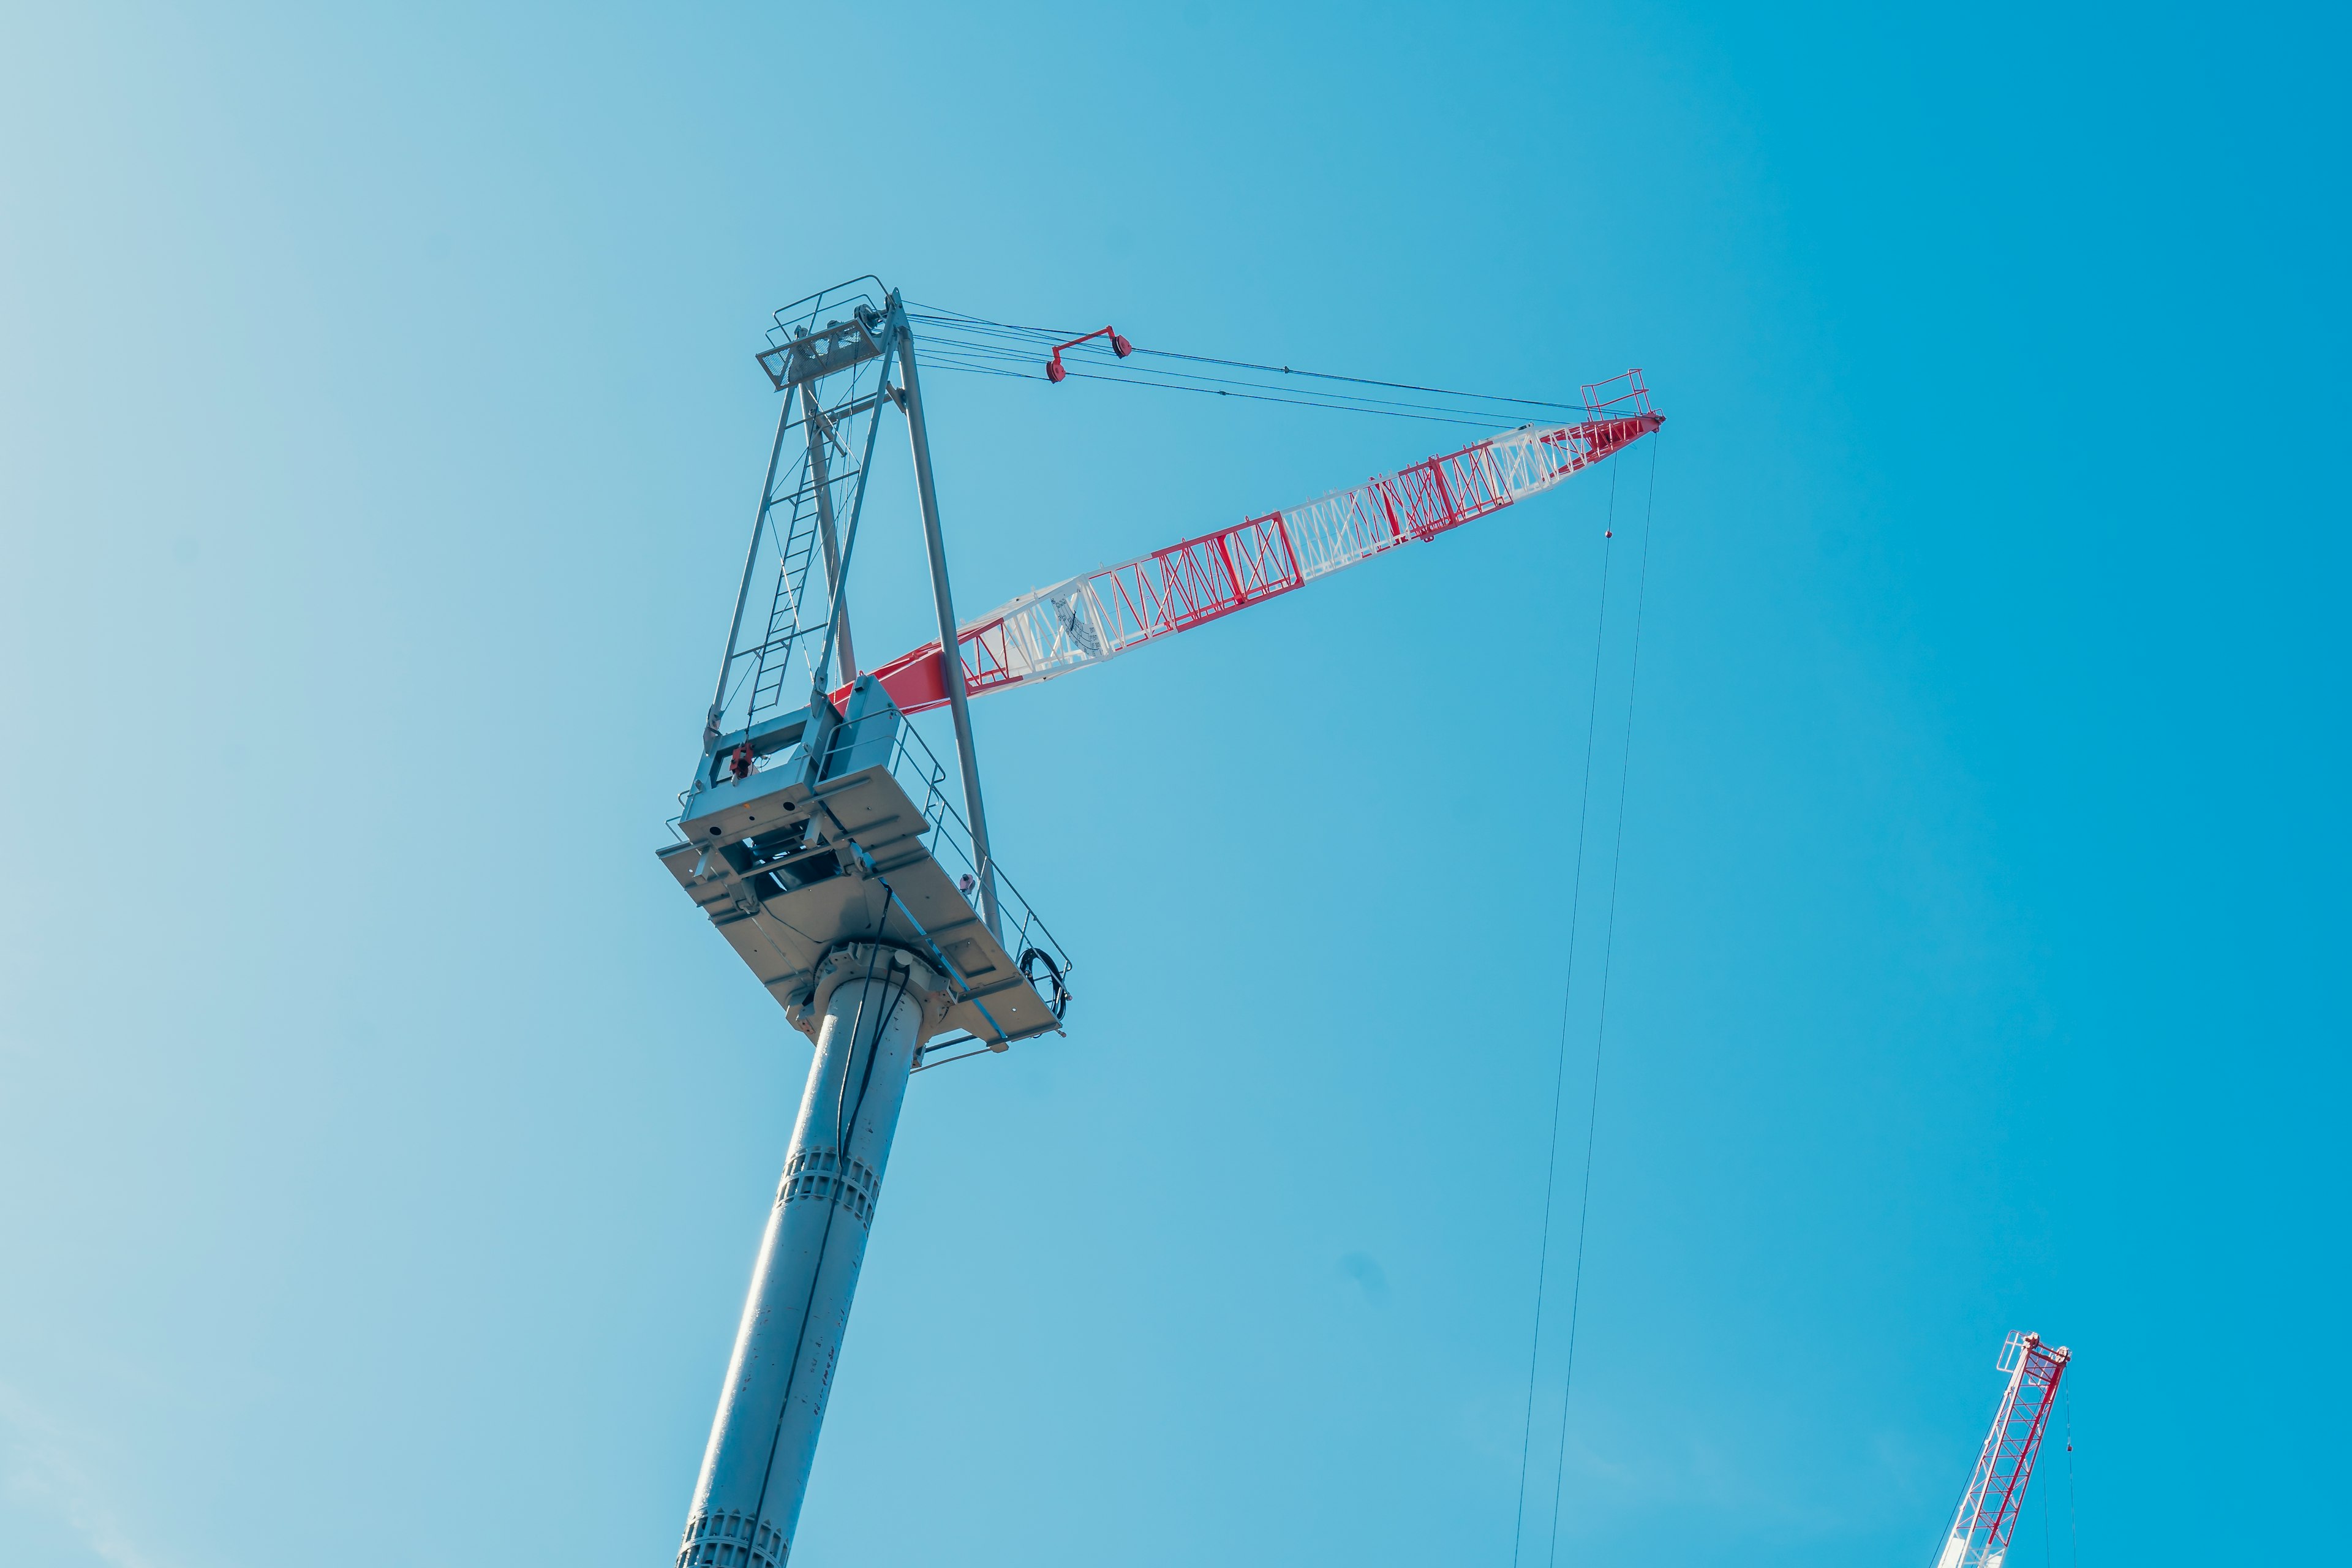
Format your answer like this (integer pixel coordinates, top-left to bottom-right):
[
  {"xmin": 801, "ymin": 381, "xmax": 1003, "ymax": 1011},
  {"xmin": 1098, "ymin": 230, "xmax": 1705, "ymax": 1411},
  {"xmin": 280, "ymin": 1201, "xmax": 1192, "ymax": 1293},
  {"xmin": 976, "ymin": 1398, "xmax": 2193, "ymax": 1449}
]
[{"xmin": 1045, "ymin": 325, "xmax": 1131, "ymax": 383}]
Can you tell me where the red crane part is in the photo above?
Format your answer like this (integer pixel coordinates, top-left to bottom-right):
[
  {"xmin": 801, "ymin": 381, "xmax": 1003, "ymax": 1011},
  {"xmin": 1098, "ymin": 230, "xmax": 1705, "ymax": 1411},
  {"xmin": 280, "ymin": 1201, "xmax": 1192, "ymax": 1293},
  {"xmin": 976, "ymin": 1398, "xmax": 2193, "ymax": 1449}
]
[
  {"xmin": 1045, "ymin": 326, "xmax": 1134, "ymax": 383},
  {"xmin": 1936, "ymin": 1332, "xmax": 2071, "ymax": 1568}
]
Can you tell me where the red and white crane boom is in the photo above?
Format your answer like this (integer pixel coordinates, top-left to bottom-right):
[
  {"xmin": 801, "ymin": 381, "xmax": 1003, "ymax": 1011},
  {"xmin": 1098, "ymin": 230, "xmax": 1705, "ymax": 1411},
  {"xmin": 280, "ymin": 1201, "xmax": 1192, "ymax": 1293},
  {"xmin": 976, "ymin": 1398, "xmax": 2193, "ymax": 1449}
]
[
  {"xmin": 1937, "ymin": 1332, "xmax": 2071, "ymax": 1568},
  {"xmin": 844, "ymin": 370, "xmax": 1664, "ymax": 715}
]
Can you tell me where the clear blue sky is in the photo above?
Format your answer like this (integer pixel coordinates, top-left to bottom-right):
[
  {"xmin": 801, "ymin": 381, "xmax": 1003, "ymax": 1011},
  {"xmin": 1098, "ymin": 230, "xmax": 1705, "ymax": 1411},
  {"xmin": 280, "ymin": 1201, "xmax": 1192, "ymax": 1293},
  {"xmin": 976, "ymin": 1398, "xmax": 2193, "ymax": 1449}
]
[{"xmin": 2, "ymin": 4, "xmax": 2343, "ymax": 1566}]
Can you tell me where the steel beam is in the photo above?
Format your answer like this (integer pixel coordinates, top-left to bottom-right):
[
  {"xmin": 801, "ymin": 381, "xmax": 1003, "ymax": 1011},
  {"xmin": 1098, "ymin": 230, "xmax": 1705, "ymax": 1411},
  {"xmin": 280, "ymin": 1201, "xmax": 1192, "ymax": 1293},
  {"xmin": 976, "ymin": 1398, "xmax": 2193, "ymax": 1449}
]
[
  {"xmin": 797, "ymin": 382, "xmax": 858, "ymax": 684},
  {"xmin": 892, "ymin": 304, "xmax": 1000, "ymax": 938}
]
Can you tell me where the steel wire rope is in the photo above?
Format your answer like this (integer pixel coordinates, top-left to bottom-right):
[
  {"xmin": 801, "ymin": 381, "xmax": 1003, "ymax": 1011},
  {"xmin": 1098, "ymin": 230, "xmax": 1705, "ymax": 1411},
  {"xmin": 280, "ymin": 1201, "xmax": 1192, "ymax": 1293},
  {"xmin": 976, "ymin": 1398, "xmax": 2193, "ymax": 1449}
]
[
  {"xmin": 905, "ymin": 303, "xmax": 1086, "ymax": 341},
  {"xmin": 894, "ymin": 338, "xmax": 1599, "ymax": 432},
  {"xmin": 1013, "ymin": 366, "xmax": 1518, "ymax": 431},
  {"xmin": 900, "ymin": 349, "xmax": 1055, "ymax": 380},
  {"xmin": 912, "ymin": 328, "xmax": 1583, "ymax": 423},
  {"xmin": 1134, "ymin": 345, "xmax": 1586, "ymax": 416},
  {"xmin": 902, "ymin": 359, "xmax": 1042, "ymax": 385},
  {"xmin": 908, "ymin": 303, "xmax": 1593, "ymax": 413},
  {"xmin": 1087, "ymin": 363, "xmax": 1563, "ymax": 422},
  {"xmin": 907, "ymin": 317, "xmax": 1545, "ymax": 419},
  {"xmin": 912, "ymin": 331, "xmax": 1584, "ymax": 428},
  {"xmin": 896, "ymin": 333, "xmax": 1041, "ymax": 361},
  {"xmin": 1541, "ymin": 434, "xmax": 1658, "ymax": 1568},
  {"xmin": 2065, "ymin": 1386, "xmax": 2078, "ymax": 1568},
  {"xmin": 1120, "ymin": 356, "xmax": 1584, "ymax": 417},
  {"xmin": 1508, "ymin": 514, "xmax": 1618, "ymax": 1568}
]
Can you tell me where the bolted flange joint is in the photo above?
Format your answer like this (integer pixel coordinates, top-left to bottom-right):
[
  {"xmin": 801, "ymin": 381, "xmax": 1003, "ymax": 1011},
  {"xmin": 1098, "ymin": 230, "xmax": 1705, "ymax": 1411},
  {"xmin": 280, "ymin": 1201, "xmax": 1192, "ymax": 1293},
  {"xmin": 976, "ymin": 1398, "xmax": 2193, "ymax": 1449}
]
[{"xmin": 789, "ymin": 943, "xmax": 956, "ymax": 1042}]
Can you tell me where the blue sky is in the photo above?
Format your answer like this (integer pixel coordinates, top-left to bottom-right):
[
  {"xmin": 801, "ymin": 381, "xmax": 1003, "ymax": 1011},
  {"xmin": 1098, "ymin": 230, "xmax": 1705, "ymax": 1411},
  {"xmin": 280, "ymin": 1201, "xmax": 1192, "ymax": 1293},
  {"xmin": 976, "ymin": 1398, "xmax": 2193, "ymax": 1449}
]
[{"xmin": 1, "ymin": 4, "xmax": 2343, "ymax": 1566}]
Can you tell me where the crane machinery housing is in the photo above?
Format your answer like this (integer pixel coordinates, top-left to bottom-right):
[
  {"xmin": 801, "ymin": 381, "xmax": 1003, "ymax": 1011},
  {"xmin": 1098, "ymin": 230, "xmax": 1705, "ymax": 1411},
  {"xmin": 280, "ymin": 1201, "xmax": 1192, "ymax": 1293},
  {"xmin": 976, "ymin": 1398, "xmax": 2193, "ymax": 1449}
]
[{"xmin": 655, "ymin": 275, "xmax": 1662, "ymax": 1568}]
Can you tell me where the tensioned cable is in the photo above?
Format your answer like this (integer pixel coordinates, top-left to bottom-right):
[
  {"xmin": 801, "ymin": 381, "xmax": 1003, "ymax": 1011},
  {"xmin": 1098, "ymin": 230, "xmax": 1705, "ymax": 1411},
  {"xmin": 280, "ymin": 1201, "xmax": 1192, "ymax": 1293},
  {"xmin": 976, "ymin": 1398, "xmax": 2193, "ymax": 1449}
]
[
  {"xmin": 1038, "ymin": 369, "xmax": 1522, "ymax": 431},
  {"xmin": 907, "ymin": 303, "xmax": 1593, "ymax": 415},
  {"xmin": 1509, "ymin": 519, "xmax": 1618, "ymax": 1568},
  {"xmin": 2065, "ymin": 1386, "xmax": 2079, "ymax": 1568},
  {"xmin": 909, "ymin": 328, "xmax": 1585, "ymax": 423},
  {"xmin": 911, "ymin": 347, "xmax": 1578, "ymax": 429},
  {"xmin": 903, "ymin": 309, "xmax": 1601, "ymax": 434},
  {"xmin": 902, "ymin": 336, "xmax": 1596, "ymax": 434},
  {"xmin": 1534, "ymin": 456, "xmax": 1620, "ymax": 1564},
  {"xmin": 908, "ymin": 331, "xmax": 1556, "ymax": 429},
  {"xmin": 1542, "ymin": 433, "xmax": 1658, "ymax": 1567}
]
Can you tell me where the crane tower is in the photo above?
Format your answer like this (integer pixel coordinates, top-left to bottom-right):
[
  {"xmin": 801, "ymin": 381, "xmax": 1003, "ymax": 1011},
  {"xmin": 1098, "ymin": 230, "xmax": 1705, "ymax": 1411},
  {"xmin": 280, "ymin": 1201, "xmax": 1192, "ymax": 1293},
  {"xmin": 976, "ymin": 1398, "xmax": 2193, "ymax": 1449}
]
[
  {"xmin": 657, "ymin": 280, "xmax": 1071, "ymax": 1568},
  {"xmin": 657, "ymin": 275, "xmax": 1661, "ymax": 1568}
]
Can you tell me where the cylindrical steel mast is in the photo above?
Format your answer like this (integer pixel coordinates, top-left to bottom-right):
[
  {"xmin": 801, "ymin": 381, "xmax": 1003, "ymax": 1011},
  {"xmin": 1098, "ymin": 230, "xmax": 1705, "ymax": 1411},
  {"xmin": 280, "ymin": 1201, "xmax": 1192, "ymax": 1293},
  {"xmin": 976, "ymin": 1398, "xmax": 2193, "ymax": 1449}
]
[{"xmin": 672, "ymin": 945, "xmax": 949, "ymax": 1568}]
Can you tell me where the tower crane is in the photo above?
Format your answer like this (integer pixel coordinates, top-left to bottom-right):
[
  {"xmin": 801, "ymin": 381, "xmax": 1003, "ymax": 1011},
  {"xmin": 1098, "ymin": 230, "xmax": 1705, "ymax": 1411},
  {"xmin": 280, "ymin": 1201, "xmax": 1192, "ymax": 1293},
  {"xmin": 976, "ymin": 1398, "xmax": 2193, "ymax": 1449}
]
[
  {"xmin": 1934, "ymin": 1332, "xmax": 2072, "ymax": 1568},
  {"xmin": 654, "ymin": 277, "xmax": 1663, "ymax": 1568}
]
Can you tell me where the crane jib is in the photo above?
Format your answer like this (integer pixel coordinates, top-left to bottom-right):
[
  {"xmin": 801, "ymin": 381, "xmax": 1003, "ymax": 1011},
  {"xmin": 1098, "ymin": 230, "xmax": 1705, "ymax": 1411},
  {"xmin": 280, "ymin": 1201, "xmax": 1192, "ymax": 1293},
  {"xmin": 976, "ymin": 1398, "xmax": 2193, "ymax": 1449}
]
[{"xmin": 839, "ymin": 398, "xmax": 1664, "ymax": 718}]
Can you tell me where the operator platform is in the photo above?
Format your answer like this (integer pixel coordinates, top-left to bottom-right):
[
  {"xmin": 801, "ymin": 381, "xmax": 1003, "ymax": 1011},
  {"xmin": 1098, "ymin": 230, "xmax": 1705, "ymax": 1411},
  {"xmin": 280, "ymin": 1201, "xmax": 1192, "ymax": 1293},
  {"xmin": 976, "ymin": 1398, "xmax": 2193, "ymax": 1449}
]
[{"xmin": 658, "ymin": 673, "xmax": 1068, "ymax": 1052}]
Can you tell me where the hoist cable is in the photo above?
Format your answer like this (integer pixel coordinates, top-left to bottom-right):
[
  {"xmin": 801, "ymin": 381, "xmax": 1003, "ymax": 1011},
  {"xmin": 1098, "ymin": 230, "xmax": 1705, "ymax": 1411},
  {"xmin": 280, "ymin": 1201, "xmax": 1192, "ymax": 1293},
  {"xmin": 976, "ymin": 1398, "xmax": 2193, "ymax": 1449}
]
[
  {"xmin": 2065, "ymin": 1386, "xmax": 2079, "ymax": 1568},
  {"xmin": 1543, "ymin": 434, "xmax": 1657, "ymax": 1567},
  {"xmin": 1537, "ymin": 456, "xmax": 1621, "ymax": 1565},
  {"xmin": 1508, "ymin": 518, "xmax": 1617, "ymax": 1568}
]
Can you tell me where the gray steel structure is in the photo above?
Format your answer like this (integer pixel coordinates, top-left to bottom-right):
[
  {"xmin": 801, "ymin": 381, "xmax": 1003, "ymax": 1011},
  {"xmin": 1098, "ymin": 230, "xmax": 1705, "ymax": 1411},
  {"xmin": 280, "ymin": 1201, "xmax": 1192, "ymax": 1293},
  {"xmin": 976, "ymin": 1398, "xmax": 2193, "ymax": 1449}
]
[{"xmin": 660, "ymin": 281, "xmax": 1069, "ymax": 1568}]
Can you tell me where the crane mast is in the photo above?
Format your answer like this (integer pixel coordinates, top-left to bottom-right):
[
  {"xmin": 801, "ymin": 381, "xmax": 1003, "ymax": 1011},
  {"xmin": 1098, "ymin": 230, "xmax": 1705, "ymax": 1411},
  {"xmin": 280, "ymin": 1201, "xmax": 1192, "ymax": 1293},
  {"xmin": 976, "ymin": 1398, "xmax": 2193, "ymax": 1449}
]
[
  {"xmin": 661, "ymin": 281, "xmax": 1071, "ymax": 1568},
  {"xmin": 1936, "ymin": 1332, "xmax": 2071, "ymax": 1568}
]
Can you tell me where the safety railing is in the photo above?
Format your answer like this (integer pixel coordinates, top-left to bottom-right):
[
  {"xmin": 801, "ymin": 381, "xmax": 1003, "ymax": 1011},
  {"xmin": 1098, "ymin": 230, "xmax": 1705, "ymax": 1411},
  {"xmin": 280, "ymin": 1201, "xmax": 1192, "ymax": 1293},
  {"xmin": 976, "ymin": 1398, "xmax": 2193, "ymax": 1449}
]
[
  {"xmin": 815, "ymin": 710, "xmax": 1073, "ymax": 990},
  {"xmin": 1579, "ymin": 368, "xmax": 1653, "ymax": 420}
]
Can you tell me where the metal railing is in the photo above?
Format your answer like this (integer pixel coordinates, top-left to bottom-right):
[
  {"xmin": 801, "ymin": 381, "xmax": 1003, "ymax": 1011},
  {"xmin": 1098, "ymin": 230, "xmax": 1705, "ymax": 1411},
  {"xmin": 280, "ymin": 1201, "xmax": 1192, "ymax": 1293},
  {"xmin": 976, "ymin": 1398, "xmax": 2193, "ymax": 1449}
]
[
  {"xmin": 664, "ymin": 704, "xmax": 1073, "ymax": 995},
  {"xmin": 815, "ymin": 711, "xmax": 1072, "ymax": 986}
]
